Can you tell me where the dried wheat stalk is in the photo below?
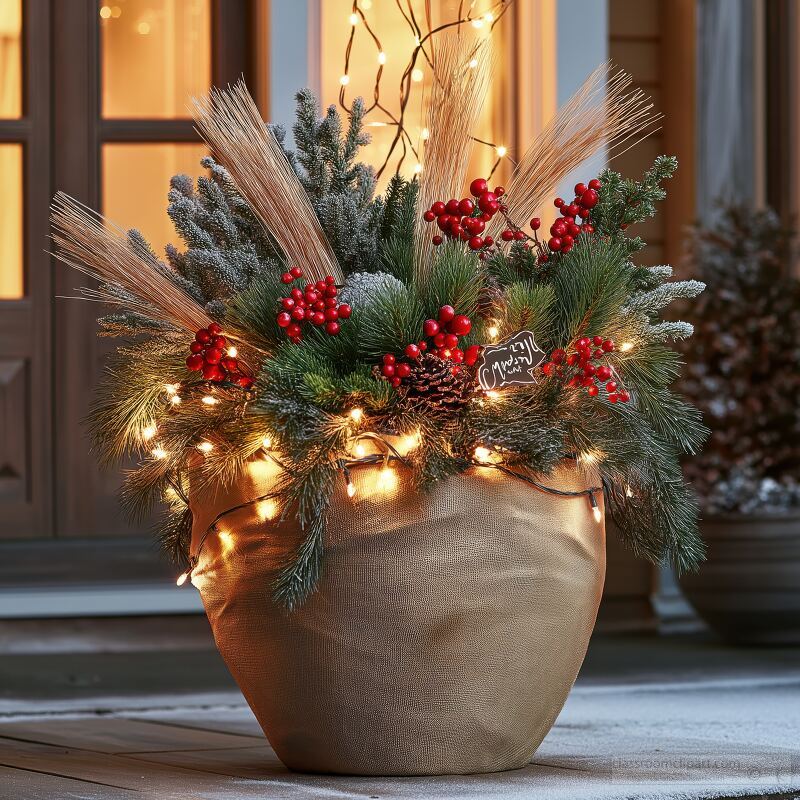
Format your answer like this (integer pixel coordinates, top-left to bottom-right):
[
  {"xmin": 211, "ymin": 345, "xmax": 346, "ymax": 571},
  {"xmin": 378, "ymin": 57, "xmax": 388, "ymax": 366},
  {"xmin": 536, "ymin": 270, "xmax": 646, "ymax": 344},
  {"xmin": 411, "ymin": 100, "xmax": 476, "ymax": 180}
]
[
  {"xmin": 192, "ymin": 82, "xmax": 343, "ymax": 284},
  {"xmin": 51, "ymin": 192, "xmax": 213, "ymax": 333},
  {"xmin": 495, "ymin": 63, "xmax": 661, "ymax": 235},
  {"xmin": 413, "ymin": 33, "xmax": 492, "ymax": 279}
]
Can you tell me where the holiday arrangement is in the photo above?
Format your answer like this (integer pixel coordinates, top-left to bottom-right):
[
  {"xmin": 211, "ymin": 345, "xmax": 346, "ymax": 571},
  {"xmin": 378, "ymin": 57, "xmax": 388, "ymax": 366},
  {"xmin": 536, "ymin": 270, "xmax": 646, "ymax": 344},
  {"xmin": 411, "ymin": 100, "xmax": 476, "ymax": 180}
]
[{"xmin": 52, "ymin": 54, "xmax": 707, "ymax": 610}]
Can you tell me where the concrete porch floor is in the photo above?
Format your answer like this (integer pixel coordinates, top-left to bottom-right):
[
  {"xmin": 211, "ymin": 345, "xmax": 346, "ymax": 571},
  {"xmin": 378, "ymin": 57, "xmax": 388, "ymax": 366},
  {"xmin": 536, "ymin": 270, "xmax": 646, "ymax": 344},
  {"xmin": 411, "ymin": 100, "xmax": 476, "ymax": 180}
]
[{"xmin": 1, "ymin": 621, "xmax": 799, "ymax": 800}]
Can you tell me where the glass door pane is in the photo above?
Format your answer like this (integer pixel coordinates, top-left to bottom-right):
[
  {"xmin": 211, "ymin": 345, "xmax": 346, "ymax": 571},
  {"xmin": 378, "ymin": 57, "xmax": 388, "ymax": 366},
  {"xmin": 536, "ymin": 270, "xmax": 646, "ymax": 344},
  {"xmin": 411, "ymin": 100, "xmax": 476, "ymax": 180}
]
[
  {"xmin": 102, "ymin": 143, "xmax": 207, "ymax": 256},
  {"xmin": 0, "ymin": 0, "xmax": 22, "ymax": 117},
  {"xmin": 0, "ymin": 144, "xmax": 23, "ymax": 298},
  {"xmin": 100, "ymin": 0, "xmax": 211, "ymax": 118}
]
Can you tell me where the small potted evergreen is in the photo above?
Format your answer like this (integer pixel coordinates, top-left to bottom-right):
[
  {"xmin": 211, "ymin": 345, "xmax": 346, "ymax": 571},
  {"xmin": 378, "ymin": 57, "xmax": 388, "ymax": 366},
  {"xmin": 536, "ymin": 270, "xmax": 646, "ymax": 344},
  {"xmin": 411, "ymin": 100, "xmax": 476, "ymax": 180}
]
[{"xmin": 679, "ymin": 207, "xmax": 800, "ymax": 644}]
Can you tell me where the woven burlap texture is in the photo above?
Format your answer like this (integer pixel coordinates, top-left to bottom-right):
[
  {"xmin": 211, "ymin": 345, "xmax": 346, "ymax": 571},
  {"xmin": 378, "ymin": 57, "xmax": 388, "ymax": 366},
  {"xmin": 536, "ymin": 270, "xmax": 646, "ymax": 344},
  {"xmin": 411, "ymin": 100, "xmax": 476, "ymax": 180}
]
[{"xmin": 190, "ymin": 455, "xmax": 605, "ymax": 776}]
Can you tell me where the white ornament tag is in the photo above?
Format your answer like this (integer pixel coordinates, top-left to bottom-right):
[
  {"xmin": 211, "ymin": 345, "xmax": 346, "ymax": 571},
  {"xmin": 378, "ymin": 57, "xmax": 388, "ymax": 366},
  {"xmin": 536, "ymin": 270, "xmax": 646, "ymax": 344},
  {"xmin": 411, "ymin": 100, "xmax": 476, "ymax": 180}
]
[{"xmin": 477, "ymin": 330, "xmax": 546, "ymax": 390}]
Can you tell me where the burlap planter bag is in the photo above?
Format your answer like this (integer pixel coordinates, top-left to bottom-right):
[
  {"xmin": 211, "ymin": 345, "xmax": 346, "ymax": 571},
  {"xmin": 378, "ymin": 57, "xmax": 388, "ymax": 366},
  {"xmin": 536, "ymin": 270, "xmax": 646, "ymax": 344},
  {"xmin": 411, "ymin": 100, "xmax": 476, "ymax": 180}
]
[{"xmin": 188, "ymin": 452, "xmax": 605, "ymax": 776}]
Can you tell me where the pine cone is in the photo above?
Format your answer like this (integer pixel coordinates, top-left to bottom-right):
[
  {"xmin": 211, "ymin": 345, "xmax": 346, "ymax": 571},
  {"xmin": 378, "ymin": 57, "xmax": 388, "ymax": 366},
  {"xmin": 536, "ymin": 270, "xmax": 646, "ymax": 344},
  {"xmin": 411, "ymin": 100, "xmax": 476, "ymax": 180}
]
[{"xmin": 394, "ymin": 353, "xmax": 476, "ymax": 415}]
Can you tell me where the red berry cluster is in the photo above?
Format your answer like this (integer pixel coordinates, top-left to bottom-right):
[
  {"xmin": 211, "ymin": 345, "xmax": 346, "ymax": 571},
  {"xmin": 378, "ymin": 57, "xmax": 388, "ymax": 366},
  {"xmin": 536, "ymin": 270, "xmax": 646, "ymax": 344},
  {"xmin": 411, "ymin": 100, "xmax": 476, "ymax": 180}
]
[
  {"xmin": 547, "ymin": 179, "xmax": 601, "ymax": 254},
  {"xmin": 186, "ymin": 323, "xmax": 253, "ymax": 388},
  {"xmin": 421, "ymin": 178, "xmax": 505, "ymax": 251},
  {"xmin": 378, "ymin": 305, "xmax": 481, "ymax": 387},
  {"xmin": 541, "ymin": 336, "xmax": 630, "ymax": 403},
  {"xmin": 275, "ymin": 266, "xmax": 351, "ymax": 343}
]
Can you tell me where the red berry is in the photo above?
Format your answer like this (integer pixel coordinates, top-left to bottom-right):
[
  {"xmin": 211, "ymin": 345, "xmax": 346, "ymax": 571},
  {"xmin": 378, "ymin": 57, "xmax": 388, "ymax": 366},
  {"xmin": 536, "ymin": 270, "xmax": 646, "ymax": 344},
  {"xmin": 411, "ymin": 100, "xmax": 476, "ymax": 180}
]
[
  {"xmin": 437, "ymin": 215, "xmax": 451, "ymax": 231},
  {"xmin": 602, "ymin": 339, "xmax": 615, "ymax": 352},
  {"xmin": 431, "ymin": 201, "xmax": 446, "ymax": 216},
  {"xmin": 618, "ymin": 390, "xmax": 630, "ymax": 403},
  {"xmin": 484, "ymin": 200, "xmax": 499, "ymax": 215},
  {"xmin": 444, "ymin": 333, "xmax": 459, "ymax": 349},
  {"xmin": 195, "ymin": 328, "xmax": 211, "ymax": 344},
  {"xmin": 469, "ymin": 178, "xmax": 488, "ymax": 197},
  {"xmin": 186, "ymin": 354, "xmax": 204, "ymax": 371},
  {"xmin": 405, "ymin": 343, "xmax": 420, "ymax": 359},
  {"xmin": 423, "ymin": 210, "xmax": 436, "ymax": 223},
  {"xmin": 578, "ymin": 207, "xmax": 591, "ymax": 220},
  {"xmin": 477, "ymin": 191, "xmax": 497, "ymax": 212},
  {"xmin": 483, "ymin": 235, "xmax": 494, "ymax": 246},
  {"xmin": 588, "ymin": 178, "xmax": 601, "ymax": 190},
  {"xmin": 501, "ymin": 229, "xmax": 514, "ymax": 241},
  {"xmin": 288, "ymin": 266, "xmax": 302, "ymax": 279},
  {"xmin": 311, "ymin": 312, "xmax": 325, "ymax": 326},
  {"xmin": 281, "ymin": 297, "xmax": 296, "ymax": 310},
  {"xmin": 587, "ymin": 384, "xmax": 599, "ymax": 397},
  {"xmin": 584, "ymin": 363, "xmax": 596, "ymax": 376},
  {"xmin": 581, "ymin": 376, "xmax": 595, "ymax": 387},
  {"xmin": 566, "ymin": 353, "xmax": 579, "ymax": 366},
  {"xmin": 468, "ymin": 236, "xmax": 484, "ymax": 250},
  {"xmin": 450, "ymin": 348, "xmax": 464, "ymax": 364},
  {"xmin": 335, "ymin": 303, "xmax": 351, "ymax": 320},
  {"xmin": 211, "ymin": 335, "xmax": 226, "ymax": 349},
  {"xmin": 208, "ymin": 322, "xmax": 223, "ymax": 335},
  {"xmin": 236, "ymin": 376, "xmax": 254, "ymax": 389},
  {"xmin": 381, "ymin": 363, "xmax": 395, "ymax": 377},
  {"xmin": 464, "ymin": 344, "xmax": 481, "ymax": 366},
  {"xmin": 291, "ymin": 307, "xmax": 305, "ymax": 321},
  {"xmin": 324, "ymin": 307, "xmax": 339, "ymax": 322},
  {"xmin": 437, "ymin": 305, "xmax": 455, "ymax": 323},
  {"xmin": 606, "ymin": 381, "xmax": 618, "ymax": 393},
  {"xmin": 583, "ymin": 225, "xmax": 594, "ymax": 234},
  {"xmin": 281, "ymin": 272, "xmax": 293, "ymax": 284},
  {"xmin": 458, "ymin": 198, "xmax": 475, "ymax": 215},
  {"xmin": 580, "ymin": 189, "xmax": 599, "ymax": 209},
  {"xmin": 494, "ymin": 186, "xmax": 505, "ymax": 196},
  {"xmin": 221, "ymin": 356, "xmax": 238, "ymax": 371},
  {"xmin": 596, "ymin": 365, "xmax": 612, "ymax": 381},
  {"xmin": 418, "ymin": 341, "xmax": 427, "ymax": 351},
  {"xmin": 423, "ymin": 319, "xmax": 440, "ymax": 337},
  {"xmin": 551, "ymin": 348, "xmax": 566, "ymax": 364},
  {"xmin": 574, "ymin": 182, "xmax": 587, "ymax": 196},
  {"xmin": 204, "ymin": 348, "xmax": 223, "ymax": 364},
  {"xmin": 445, "ymin": 198, "xmax": 460, "ymax": 215},
  {"xmin": 449, "ymin": 314, "xmax": 472, "ymax": 336},
  {"xmin": 592, "ymin": 335, "xmax": 603, "ymax": 346},
  {"xmin": 325, "ymin": 321, "xmax": 340, "ymax": 336},
  {"xmin": 566, "ymin": 203, "xmax": 580, "ymax": 217},
  {"xmin": 554, "ymin": 197, "xmax": 564, "ymax": 208},
  {"xmin": 390, "ymin": 376, "xmax": 402, "ymax": 388},
  {"xmin": 561, "ymin": 235, "xmax": 574, "ymax": 248},
  {"xmin": 530, "ymin": 217, "xmax": 541, "ymax": 231},
  {"xmin": 290, "ymin": 287, "xmax": 304, "ymax": 301},
  {"xmin": 383, "ymin": 353, "xmax": 396, "ymax": 365},
  {"xmin": 432, "ymin": 235, "xmax": 443, "ymax": 245},
  {"xmin": 396, "ymin": 363, "xmax": 411, "ymax": 378},
  {"xmin": 608, "ymin": 393, "xmax": 619, "ymax": 403},
  {"xmin": 548, "ymin": 236, "xmax": 562, "ymax": 251},
  {"xmin": 433, "ymin": 332, "xmax": 446, "ymax": 348},
  {"xmin": 277, "ymin": 312, "xmax": 292, "ymax": 328},
  {"xmin": 513, "ymin": 230, "xmax": 525, "ymax": 241},
  {"xmin": 190, "ymin": 341, "xmax": 204, "ymax": 354},
  {"xmin": 202, "ymin": 363, "xmax": 225, "ymax": 382},
  {"xmin": 542, "ymin": 362, "xmax": 554, "ymax": 376}
]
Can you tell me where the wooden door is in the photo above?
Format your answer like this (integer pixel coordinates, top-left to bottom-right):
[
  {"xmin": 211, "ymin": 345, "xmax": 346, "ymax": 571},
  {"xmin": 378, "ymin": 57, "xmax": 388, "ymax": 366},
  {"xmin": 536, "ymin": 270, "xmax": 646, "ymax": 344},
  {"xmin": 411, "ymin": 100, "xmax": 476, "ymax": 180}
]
[{"xmin": 0, "ymin": 0, "xmax": 256, "ymax": 588}]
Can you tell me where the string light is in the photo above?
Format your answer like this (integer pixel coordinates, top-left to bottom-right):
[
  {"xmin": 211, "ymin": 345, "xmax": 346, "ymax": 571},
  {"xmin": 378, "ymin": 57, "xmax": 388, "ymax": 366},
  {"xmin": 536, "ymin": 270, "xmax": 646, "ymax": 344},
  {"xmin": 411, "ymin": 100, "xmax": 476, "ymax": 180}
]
[
  {"xmin": 421, "ymin": 127, "xmax": 430, "ymax": 140},
  {"xmin": 589, "ymin": 491, "xmax": 603, "ymax": 523},
  {"xmin": 414, "ymin": 163, "xmax": 423, "ymax": 174},
  {"xmin": 170, "ymin": 395, "xmax": 182, "ymax": 405},
  {"xmin": 347, "ymin": 482, "xmax": 357, "ymax": 498},
  {"xmin": 377, "ymin": 465, "xmax": 398, "ymax": 493},
  {"xmin": 620, "ymin": 342, "xmax": 634, "ymax": 352},
  {"xmin": 474, "ymin": 446, "xmax": 492, "ymax": 463},
  {"xmin": 337, "ymin": 0, "xmax": 512, "ymax": 178},
  {"xmin": 227, "ymin": 346, "xmax": 238, "ymax": 358},
  {"xmin": 201, "ymin": 395, "xmax": 218, "ymax": 406},
  {"xmin": 141, "ymin": 424, "xmax": 157, "ymax": 441},
  {"xmin": 354, "ymin": 443, "xmax": 366, "ymax": 458},
  {"xmin": 256, "ymin": 499, "xmax": 278, "ymax": 521},
  {"xmin": 625, "ymin": 485, "xmax": 634, "ymax": 498},
  {"xmin": 398, "ymin": 430, "xmax": 420, "ymax": 454},
  {"xmin": 152, "ymin": 446, "xmax": 167, "ymax": 459},
  {"xmin": 164, "ymin": 383, "xmax": 179, "ymax": 395},
  {"xmin": 486, "ymin": 390, "xmax": 500, "ymax": 400},
  {"xmin": 196, "ymin": 441, "xmax": 214, "ymax": 453},
  {"xmin": 262, "ymin": 436, "xmax": 272, "ymax": 450},
  {"xmin": 487, "ymin": 324, "xmax": 499, "ymax": 340},
  {"xmin": 496, "ymin": 145, "xmax": 507, "ymax": 158},
  {"xmin": 176, "ymin": 571, "xmax": 189, "ymax": 586},
  {"xmin": 349, "ymin": 408, "xmax": 363, "ymax": 423}
]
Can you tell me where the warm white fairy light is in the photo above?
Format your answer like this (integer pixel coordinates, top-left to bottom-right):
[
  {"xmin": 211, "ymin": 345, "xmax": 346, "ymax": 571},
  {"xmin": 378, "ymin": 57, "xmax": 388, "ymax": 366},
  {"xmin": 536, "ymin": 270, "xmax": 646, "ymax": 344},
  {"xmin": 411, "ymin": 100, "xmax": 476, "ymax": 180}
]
[
  {"xmin": 377, "ymin": 51, "xmax": 387, "ymax": 65},
  {"xmin": 141, "ymin": 424, "xmax": 157, "ymax": 441},
  {"xmin": 474, "ymin": 446, "xmax": 492, "ymax": 463},
  {"xmin": 354, "ymin": 443, "xmax": 366, "ymax": 458},
  {"xmin": 339, "ymin": 74, "xmax": 350, "ymax": 86},
  {"xmin": 484, "ymin": 12, "xmax": 495, "ymax": 23},
  {"xmin": 227, "ymin": 346, "xmax": 238, "ymax": 358},
  {"xmin": 164, "ymin": 383, "xmax": 178, "ymax": 395},
  {"xmin": 349, "ymin": 408, "xmax": 363, "ymax": 423},
  {"xmin": 377, "ymin": 465, "xmax": 398, "ymax": 493},
  {"xmin": 414, "ymin": 163, "xmax": 423, "ymax": 174},
  {"xmin": 411, "ymin": 68, "xmax": 424, "ymax": 82},
  {"xmin": 197, "ymin": 441, "xmax": 214, "ymax": 453},
  {"xmin": 625, "ymin": 485, "xmax": 634, "ymax": 498},
  {"xmin": 256, "ymin": 499, "xmax": 278, "ymax": 521},
  {"xmin": 487, "ymin": 324, "xmax": 499, "ymax": 340},
  {"xmin": 486, "ymin": 390, "xmax": 500, "ymax": 400},
  {"xmin": 421, "ymin": 127, "xmax": 430, "ymax": 140},
  {"xmin": 619, "ymin": 341, "xmax": 634, "ymax": 352},
  {"xmin": 262, "ymin": 436, "xmax": 272, "ymax": 450},
  {"xmin": 471, "ymin": 18, "xmax": 484, "ymax": 28},
  {"xmin": 398, "ymin": 430, "xmax": 420, "ymax": 454},
  {"xmin": 348, "ymin": 12, "xmax": 359, "ymax": 25},
  {"xmin": 469, "ymin": 58, "xmax": 479, "ymax": 69},
  {"xmin": 346, "ymin": 482, "xmax": 357, "ymax": 498},
  {"xmin": 495, "ymin": 145, "xmax": 507, "ymax": 158},
  {"xmin": 589, "ymin": 492, "xmax": 603, "ymax": 523},
  {"xmin": 201, "ymin": 395, "xmax": 218, "ymax": 406},
  {"xmin": 218, "ymin": 529, "xmax": 235, "ymax": 557},
  {"xmin": 152, "ymin": 446, "xmax": 167, "ymax": 459},
  {"xmin": 170, "ymin": 395, "xmax": 182, "ymax": 405},
  {"xmin": 176, "ymin": 571, "xmax": 189, "ymax": 586}
]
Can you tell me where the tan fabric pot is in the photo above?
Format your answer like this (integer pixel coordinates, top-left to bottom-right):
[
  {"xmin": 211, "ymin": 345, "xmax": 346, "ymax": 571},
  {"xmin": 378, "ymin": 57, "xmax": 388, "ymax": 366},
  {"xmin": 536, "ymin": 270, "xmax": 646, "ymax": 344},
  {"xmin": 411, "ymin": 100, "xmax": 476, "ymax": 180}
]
[{"xmin": 189, "ymin": 455, "xmax": 605, "ymax": 776}]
